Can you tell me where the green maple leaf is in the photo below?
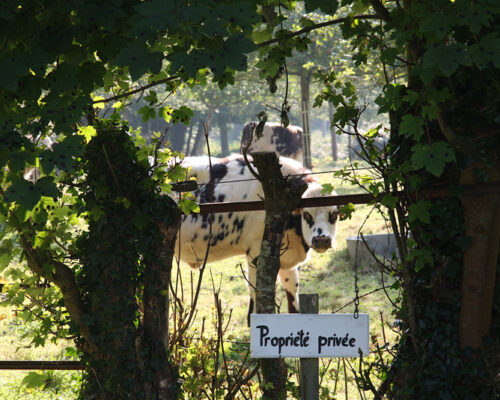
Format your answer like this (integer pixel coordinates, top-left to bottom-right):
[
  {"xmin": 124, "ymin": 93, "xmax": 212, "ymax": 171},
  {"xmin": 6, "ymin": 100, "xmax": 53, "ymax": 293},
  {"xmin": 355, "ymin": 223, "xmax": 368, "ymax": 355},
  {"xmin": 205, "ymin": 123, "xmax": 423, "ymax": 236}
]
[
  {"xmin": 408, "ymin": 200, "xmax": 432, "ymax": 224},
  {"xmin": 400, "ymin": 115, "xmax": 424, "ymax": 141},
  {"xmin": 114, "ymin": 41, "xmax": 163, "ymax": 80},
  {"xmin": 5, "ymin": 178, "xmax": 41, "ymax": 210},
  {"xmin": 21, "ymin": 372, "xmax": 45, "ymax": 390},
  {"xmin": 35, "ymin": 176, "xmax": 61, "ymax": 199},
  {"xmin": 0, "ymin": 57, "xmax": 29, "ymax": 91},
  {"xmin": 304, "ymin": 0, "xmax": 339, "ymax": 14},
  {"xmin": 381, "ymin": 194, "xmax": 398, "ymax": 210},
  {"xmin": 411, "ymin": 142, "xmax": 456, "ymax": 177}
]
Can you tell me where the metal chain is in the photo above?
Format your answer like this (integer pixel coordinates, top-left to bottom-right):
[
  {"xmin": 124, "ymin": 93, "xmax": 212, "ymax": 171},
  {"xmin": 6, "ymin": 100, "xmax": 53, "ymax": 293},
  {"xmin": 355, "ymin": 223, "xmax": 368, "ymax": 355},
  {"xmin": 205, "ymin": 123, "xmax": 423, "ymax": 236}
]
[
  {"xmin": 353, "ymin": 240, "xmax": 360, "ymax": 319},
  {"xmin": 353, "ymin": 267, "xmax": 360, "ymax": 319}
]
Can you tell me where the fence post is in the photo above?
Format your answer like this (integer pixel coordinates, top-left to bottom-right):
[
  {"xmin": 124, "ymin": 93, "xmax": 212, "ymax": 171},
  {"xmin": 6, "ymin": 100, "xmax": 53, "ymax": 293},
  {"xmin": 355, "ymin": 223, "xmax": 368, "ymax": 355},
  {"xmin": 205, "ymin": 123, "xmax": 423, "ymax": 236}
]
[{"xmin": 299, "ymin": 293, "xmax": 319, "ymax": 400}]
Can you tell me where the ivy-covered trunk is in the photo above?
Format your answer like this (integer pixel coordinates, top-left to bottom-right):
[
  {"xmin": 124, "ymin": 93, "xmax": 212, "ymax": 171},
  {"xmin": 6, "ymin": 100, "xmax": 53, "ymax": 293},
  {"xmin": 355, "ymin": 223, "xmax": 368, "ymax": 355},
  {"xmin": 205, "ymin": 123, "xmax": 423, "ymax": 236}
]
[
  {"xmin": 368, "ymin": 1, "xmax": 500, "ymax": 397},
  {"xmin": 76, "ymin": 120, "xmax": 181, "ymax": 399},
  {"xmin": 386, "ymin": 101, "xmax": 499, "ymax": 400}
]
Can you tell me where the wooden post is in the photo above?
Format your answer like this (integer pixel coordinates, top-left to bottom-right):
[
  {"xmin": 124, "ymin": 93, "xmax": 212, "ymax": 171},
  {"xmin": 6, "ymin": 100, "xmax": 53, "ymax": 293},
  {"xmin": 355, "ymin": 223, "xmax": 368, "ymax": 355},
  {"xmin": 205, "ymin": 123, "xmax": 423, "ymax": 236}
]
[{"xmin": 299, "ymin": 293, "xmax": 319, "ymax": 400}]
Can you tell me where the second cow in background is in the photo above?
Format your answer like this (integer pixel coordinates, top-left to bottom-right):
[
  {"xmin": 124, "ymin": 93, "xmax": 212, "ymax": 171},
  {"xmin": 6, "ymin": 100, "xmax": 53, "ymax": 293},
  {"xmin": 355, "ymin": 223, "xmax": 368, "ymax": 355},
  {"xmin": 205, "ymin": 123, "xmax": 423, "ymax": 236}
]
[{"xmin": 240, "ymin": 122, "xmax": 304, "ymax": 163}]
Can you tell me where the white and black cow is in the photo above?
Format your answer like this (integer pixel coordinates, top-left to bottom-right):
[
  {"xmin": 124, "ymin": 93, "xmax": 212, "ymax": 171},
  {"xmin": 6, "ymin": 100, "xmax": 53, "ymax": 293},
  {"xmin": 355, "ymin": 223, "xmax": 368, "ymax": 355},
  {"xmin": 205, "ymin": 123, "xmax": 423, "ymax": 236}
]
[
  {"xmin": 240, "ymin": 122, "xmax": 303, "ymax": 163},
  {"xmin": 176, "ymin": 154, "xmax": 338, "ymax": 316}
]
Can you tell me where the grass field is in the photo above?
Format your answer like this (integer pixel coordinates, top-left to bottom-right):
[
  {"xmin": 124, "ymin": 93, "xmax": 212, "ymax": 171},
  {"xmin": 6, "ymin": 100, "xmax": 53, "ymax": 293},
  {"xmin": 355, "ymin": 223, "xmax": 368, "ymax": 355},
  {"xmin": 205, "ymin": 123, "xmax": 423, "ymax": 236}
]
[
  {"xmin": 0, "ymin": 309, "xmax": 80, "ymax": 399},
  {"xmin": 0, "ymin": 134, "xmax": 399, "ymax": 399}
]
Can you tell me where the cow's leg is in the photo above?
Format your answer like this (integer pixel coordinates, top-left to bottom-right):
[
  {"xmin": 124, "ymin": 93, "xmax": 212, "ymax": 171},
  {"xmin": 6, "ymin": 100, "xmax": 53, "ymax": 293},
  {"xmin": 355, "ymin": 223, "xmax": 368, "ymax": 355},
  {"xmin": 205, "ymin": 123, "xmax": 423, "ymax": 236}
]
[{"xmin": 278, "ymin": 267, "xmax": 299, "ymax": 313}]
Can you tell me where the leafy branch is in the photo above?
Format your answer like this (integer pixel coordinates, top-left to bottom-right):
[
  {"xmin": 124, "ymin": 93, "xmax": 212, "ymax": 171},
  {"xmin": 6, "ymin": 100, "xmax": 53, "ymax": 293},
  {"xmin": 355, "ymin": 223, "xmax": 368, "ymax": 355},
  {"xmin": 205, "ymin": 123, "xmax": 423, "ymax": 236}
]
[
  {"xmin": 93, "ymin": 14, "xmax": 379, "ymax": 106},
  {"xmin": 256, "ymin": 14, "xmax": 379, "ymax": 47}
]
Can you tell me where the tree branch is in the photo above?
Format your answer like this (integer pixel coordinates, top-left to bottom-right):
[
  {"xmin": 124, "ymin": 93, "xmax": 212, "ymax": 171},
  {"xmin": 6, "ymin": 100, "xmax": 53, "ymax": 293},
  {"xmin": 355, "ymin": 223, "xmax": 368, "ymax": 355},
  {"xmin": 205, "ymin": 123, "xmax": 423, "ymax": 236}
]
[
  {"xmin": 0, "ymin": 180, "xmax": 92, "ymax": 350},
  {"xmin": 436, "ymin": 112, "xmax": 465, "ymax": 149},
  {"xmin": 93, "ymin": 15, "xmax": 379, "ymax": 105},
  {"xmin": 369, "ymin": 0, "xmax": 392, "ymax": 22},
  {"xmin": 18, "ymin": 234, "xmax": 94, "ymax": 351},
  {"xmin": 92, "ymin": 76, "xmax": 181, "ymax": 105},
  {"xmin": 257, "ymin": 14, "xmax": 379, "ymax": 47}
]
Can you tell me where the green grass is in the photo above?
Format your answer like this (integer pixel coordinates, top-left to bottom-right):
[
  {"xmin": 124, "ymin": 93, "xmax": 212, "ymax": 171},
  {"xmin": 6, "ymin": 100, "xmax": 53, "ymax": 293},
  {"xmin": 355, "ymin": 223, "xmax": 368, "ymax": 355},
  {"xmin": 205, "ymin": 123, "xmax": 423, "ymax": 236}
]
[{"xmin": 0, "ymin": 308, "xmax": 80, "ymax": 399}]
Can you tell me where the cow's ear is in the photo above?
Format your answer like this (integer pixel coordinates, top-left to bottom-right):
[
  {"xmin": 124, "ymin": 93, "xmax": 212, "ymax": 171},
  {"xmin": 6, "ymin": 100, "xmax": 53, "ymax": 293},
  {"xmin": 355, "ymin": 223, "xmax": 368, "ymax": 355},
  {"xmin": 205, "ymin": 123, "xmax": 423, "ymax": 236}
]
[{"xmin": 292, "ymin": 208, "xmax": 302, "ymax": 216}]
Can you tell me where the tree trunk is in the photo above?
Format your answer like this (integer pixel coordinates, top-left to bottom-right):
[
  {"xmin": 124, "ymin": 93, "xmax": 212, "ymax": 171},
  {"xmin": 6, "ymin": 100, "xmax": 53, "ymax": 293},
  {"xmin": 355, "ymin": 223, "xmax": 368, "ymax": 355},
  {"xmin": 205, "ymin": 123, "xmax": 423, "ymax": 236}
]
[
  {"xmin": 459, "ymin": 164, "xmax": 500, "ymax": 348},
  {"xmin": 328, "ymin": 102, "xmax": 338, "ymax": 161},
  {"xmin": 217, "ymin": 112, "xmax": 229, "ymax": 156},
  {"xmin": 141, "ymin": 212, "xmax": 181, "ymax": 399},
  {"xmin": 300, "ymin": 70, "xmax": 313, "ymax": 169},
  {"xmin": 184, "ymin": 122, "xmax": 194, "ymax": 155},
  {"xmin": 190, "ymin": 119, "xmax": 205, "ymax": 156},
  {"xmin": 251, "ymin": 152, "xmax": 307, "ymax": 400},
  {"xmin": 169, "ymin": 123, "xmax": 187, "ymax": 152}
]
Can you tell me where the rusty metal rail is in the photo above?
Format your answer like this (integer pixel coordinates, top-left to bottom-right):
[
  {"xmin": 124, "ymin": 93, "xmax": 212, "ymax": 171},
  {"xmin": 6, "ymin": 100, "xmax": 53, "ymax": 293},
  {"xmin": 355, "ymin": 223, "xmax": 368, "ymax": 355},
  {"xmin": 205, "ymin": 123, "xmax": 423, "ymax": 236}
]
[
  {"xmin": 0, "ymin": 361, "xmax": 83, "ymax": 370},
  {"xmin": 198, "ymin": 192, "xmax": 375, "ymax": 214}
]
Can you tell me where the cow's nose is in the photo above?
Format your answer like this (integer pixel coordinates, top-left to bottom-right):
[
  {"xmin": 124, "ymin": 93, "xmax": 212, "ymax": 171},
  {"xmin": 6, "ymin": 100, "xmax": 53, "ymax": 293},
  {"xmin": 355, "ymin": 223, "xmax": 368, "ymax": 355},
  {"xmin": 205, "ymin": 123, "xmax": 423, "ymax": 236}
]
[{"xmin": 312, "ymin": 235, "xmax": 331, "ymax": 250}]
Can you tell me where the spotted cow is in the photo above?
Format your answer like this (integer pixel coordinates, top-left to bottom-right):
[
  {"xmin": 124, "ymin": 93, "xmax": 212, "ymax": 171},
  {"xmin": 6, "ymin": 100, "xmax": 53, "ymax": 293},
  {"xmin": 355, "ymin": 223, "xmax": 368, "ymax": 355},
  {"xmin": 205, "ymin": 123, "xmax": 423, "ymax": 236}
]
[
  {"xmin": 176, "ymin": 154, "xmax": 338, "ymax": 316},
  {"xmin": 240, "ymin": 122, "xmax": 303, "ymax": 163}
]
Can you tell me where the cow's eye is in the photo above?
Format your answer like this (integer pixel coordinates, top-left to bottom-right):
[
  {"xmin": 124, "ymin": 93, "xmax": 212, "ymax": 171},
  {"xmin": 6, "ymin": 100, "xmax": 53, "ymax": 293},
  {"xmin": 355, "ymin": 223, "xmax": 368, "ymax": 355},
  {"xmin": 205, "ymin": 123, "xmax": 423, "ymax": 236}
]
[
  {"xmin": 303, "ymin": 211, "xmax": 314, "ymax": 227},
  {"xmin": 328, "ymin": 211, "xmax": 338, "ymax": 224}
]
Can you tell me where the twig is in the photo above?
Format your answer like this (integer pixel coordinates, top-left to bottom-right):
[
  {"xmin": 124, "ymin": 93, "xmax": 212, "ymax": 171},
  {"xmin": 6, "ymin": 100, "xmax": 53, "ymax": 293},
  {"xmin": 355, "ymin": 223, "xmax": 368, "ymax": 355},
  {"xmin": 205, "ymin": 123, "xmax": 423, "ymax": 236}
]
[
  {"xmin": 332, "ymin": 287, "xmax": 385, "ymax": 313},
  {"xmin": 175, "ymin": 123, "xmax": 216, "ymax": 338}
]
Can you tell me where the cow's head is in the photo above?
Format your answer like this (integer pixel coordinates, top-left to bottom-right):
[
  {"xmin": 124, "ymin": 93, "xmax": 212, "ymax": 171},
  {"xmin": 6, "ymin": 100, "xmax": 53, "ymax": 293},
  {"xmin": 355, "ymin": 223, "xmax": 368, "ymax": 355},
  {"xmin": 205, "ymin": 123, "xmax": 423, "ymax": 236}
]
[
  {"xmin": 295, "ymin": 185, "xmax": 338, "ymax": 253},
  {"xmin": 299, "ymin": 205, "xmax": 338, "ymax": 253}
]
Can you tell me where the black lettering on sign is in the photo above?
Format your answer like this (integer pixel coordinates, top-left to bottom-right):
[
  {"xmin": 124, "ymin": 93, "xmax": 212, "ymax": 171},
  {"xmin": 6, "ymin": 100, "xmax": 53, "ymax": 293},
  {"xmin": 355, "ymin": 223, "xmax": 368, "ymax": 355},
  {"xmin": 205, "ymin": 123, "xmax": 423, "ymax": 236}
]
[
  {"xmin": 317, "ymin": 333, "xmax": 356, "ymax": 354},
  {"xmin": 256, "ymin": 325, "xmax": 311, "ymax": 355}
]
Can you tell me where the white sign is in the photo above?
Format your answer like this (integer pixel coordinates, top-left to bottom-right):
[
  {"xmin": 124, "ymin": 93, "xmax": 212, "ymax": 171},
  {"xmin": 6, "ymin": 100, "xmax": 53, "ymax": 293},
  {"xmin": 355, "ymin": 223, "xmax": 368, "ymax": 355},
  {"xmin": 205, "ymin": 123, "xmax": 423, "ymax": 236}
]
[{"xmin": 250, "ymin": 314, "xmax": 369, "ymax": 358}]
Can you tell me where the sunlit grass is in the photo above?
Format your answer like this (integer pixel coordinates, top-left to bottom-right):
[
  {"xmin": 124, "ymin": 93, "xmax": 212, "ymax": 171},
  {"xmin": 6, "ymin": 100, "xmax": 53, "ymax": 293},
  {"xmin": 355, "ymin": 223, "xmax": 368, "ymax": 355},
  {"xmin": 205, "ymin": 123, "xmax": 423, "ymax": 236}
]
[{"xmin": 0, "ymin": 305, "xmax": 80, "ymax": 399}]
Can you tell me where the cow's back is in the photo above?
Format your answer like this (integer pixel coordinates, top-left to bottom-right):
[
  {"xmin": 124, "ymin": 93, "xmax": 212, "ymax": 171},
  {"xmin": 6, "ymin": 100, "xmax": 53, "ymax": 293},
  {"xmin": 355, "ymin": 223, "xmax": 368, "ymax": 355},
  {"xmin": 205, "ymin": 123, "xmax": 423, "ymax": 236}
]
[
  {"xmin": 240, "ymin": 122, "xmax": 304, "ymax": 163},
  {"xmin": 177, "ymin": 155, "xmax": 266, "ymax": 267}
]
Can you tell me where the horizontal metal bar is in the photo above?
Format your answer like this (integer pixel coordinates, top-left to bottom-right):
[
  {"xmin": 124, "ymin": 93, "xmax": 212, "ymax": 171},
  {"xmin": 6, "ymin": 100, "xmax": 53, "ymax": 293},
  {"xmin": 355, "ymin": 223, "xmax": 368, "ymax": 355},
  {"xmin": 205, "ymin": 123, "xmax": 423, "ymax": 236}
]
[
  {"xmin": 198, "ymin": 192, "xmax": 374, "ymax": 214},
  {"xmin": 0, "ymin": 361, "xmax": 84, "ymax": 370},
  {"xmin": 196, "ymin": 182, "xmax": 500, "ymax": 214}
]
